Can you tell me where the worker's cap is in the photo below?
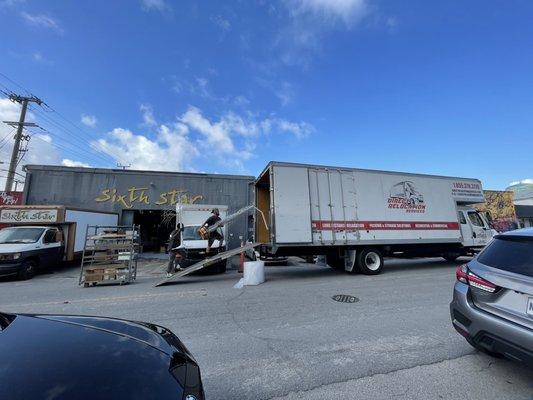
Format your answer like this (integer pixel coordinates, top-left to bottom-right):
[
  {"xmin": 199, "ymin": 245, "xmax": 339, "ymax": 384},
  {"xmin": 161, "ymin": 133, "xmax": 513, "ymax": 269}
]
[{"xmin": 212, "ymin": 208, "xmax": 219, "ymax": 214}]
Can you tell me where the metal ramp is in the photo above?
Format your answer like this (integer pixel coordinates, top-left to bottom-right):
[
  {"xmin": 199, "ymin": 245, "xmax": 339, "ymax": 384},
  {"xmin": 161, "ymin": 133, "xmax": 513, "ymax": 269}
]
[
  {"xmin": 207, "ymin": 204, "xmax": 268, "ymax": 233},
  {"xmin": 155, "ymin": 242, "xmax": 261, "ymax": 286}
]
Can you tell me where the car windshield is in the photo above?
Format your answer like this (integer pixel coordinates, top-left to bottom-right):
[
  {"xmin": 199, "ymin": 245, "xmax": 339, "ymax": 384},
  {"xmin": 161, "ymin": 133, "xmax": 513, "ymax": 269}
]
[
  {"xmin": 477, "ymin": 235, "xmax": 533, "ymax": 278},
  {"xmin": 0, "ymin": 228, "xmax": 45, "ymax": 244},
  {"xmin": 182, "ymin": 226, "xmax": 202, "ymax": 241}
]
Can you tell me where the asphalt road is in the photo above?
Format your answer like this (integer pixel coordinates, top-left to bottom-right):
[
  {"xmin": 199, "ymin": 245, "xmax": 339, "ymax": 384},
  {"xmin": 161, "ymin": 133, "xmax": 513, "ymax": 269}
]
[{"xmin": 1, "ymin": 257, "xmax": 531, "ymax": 399}]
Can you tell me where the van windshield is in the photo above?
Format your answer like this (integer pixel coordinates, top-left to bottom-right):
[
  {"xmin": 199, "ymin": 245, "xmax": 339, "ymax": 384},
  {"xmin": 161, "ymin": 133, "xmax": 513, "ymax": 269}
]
[
  {"xmin": 182, "ymin": 226, "xmax": 202, "ymax": 241},
  {"xmin": 0, "ymin": 228, "xmax": 45, "ymax": 244}
]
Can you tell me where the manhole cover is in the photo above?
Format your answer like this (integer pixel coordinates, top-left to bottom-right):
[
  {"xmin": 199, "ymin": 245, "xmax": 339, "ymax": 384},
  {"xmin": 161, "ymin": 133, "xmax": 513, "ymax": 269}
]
[{"xmin": 332, "ymin": 294, "xmax": 359, "ymax": 303}]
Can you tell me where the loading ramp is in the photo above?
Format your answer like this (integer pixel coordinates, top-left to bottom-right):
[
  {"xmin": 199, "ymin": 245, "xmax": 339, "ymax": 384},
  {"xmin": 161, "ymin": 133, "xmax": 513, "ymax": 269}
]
[{"xmin": 155, "ymin": 242, "xmax": 261, "ymax": 286}]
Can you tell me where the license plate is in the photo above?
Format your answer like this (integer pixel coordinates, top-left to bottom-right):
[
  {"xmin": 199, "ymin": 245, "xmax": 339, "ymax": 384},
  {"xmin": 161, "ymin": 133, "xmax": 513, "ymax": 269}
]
[{"xmin": 527, "ymin": 297, "xmax": 533, "ymax": 318}]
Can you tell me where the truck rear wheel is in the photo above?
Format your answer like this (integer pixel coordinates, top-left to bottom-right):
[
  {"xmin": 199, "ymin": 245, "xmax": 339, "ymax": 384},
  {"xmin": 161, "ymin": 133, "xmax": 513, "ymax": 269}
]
[{"xmin": 357, "ymin": 248, "xmax": 383, "ymax": 275}]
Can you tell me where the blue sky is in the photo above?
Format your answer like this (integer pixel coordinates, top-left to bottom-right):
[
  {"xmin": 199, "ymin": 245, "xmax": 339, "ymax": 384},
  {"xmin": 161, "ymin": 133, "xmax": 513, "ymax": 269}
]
[{"xmin": 0, "ymin": 0, "xmax": 532, "ymax": 190}]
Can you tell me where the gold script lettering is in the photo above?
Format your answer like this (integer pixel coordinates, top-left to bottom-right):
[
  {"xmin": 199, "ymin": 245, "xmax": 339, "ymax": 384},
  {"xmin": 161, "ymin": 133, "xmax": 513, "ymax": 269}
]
[{"xmin": 95, "ymin": 187, "xmax": 204, "ymax": 207}]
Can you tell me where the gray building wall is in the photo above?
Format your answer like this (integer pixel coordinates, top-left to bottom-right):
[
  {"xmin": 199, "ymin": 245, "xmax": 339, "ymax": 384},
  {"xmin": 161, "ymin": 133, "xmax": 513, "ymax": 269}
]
[{"xmin": 23, "ymin": 165, "xmax": 255, "ymax": 248}]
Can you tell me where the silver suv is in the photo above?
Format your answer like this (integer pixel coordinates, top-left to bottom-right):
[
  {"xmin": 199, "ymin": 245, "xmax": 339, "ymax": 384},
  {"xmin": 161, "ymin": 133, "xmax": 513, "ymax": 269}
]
[{"xmin": 450, "ymin": 228, "xmax": 533, "ymax": 364}]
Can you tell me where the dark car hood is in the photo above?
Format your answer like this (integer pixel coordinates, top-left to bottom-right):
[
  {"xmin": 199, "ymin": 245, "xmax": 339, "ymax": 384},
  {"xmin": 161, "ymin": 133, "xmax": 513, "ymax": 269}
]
[
  {"xmin": 0, "ymin": 313, "xmax": 191, "ymax": 399},
  {"xmin": 33, "ymin": 314, "xmax": 186, "ymax": 355}
]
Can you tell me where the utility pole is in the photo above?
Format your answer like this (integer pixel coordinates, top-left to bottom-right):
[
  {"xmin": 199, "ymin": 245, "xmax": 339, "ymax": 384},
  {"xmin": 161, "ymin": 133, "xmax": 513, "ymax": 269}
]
[{"xmin": 3, "ymin": 94, "xmax": 42, "ymax": 191}]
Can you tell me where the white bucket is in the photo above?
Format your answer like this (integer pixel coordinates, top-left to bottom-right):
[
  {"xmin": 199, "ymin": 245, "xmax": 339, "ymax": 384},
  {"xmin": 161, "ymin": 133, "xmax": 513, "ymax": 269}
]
[{"xmin": 243, "ymin": 261, "xmax": 265, "ymax": 286}]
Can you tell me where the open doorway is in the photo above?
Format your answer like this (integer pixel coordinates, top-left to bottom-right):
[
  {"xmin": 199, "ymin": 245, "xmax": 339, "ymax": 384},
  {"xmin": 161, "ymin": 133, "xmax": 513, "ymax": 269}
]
[
  {"xmin": 133, "ymin": 210, "xmax": 175, "ymax": 253},
  {"xmin": 255, "ymin": 167, "xmax": 271, "ymax": 243}
]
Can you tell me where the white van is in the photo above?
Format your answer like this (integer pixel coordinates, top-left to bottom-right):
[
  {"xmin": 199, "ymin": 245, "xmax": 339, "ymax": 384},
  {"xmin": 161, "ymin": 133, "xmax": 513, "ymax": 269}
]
[{"xmin": 174, "ymin": 204, "xmax": 228, "ymax": 273}]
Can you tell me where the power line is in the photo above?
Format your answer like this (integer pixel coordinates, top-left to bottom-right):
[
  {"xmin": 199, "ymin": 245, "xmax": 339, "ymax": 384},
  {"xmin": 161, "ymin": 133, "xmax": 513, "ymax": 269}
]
[
  {"xmin": 0, "ymin": 71, "xmax": 122, "ymax": 168},
  {"xmin": 0, "ymin": 74, "xmax": 113, "ymax": 165},
  {"xmin": 0, "ymin": 168, "xmax": 25, "ymax": 178},
  {"xmin": 3, "ymin": 93, "xmax": 42, "ymax": 191},
  {"xmin": 0, "ymin": 128, "xmax": 16, "ymax": 151},
  {"xmin": 0, "ymin": 71, "xmax": 32, "ymax": 96},
  {"xmin": 30, "ymin": 132, "xmax": 102, "ymax": 162},
  {"xmin": 28, "ymin": 108, "xmax": 116, "ymax": 164}
]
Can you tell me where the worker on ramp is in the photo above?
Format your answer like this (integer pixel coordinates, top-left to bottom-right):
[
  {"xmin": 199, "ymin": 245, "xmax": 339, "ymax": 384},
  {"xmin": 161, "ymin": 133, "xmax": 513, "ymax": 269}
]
[
  {"xmin": 198, "ymin": 208, "xmax": 224, "ymax": 254},
  {"xmin": 166, "ymin": 225, "xmax": 183, "ymax": 277}
]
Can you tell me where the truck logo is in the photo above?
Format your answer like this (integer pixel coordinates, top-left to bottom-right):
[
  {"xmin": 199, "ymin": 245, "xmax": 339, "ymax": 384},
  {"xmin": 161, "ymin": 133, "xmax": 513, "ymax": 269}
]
[{"xmin": 388, "ymin": 181, "xmax": 426, "ymax": 213}]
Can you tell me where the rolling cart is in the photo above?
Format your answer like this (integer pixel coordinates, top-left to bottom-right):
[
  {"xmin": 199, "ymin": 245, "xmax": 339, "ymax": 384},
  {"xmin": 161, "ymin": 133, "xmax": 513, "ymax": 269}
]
[{"xmin": 79, "ymin": 225, "xmax": 141, "ymax": 287}]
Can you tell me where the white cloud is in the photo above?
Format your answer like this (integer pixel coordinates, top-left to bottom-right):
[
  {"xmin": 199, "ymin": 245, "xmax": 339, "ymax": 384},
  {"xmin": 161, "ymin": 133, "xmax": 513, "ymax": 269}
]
[
  {"xmin": 180, "ymin": 107, "xmax": 237, "ymax": 156},
  {"xmin": 0, "ymin": 0, "xmax": 25, "ymax": 7},
  {"xmin": 179, "ymin": 107, "xmax": 313, "ymax": 163},
  {"xmin": 90, "ymin": 105, "xmax": 314, "ymax": 173},
  {"xmin": 93, "ymin": 124, "xmax": 198, "ymax": 172},
  {"xmin": 386, "ymin": 16, "xmax": 398, "ymax": 29},
  {"xmin": 81, "ymin": 114, "xmax": 97, "ymax": 128},
  {"xmin": 140, "ymin": 104, "xmax": 156, "ymax": 126},
  {"xmin": 272, "ymin": 0, "xmax": 368, "ymax": 68},
  {"xmin": 193, "ymin": 77, "xmax": 213, "ymax": 99},
  {"xmin": 289, "ymin": 0, "xmax": 367, "ymax": 25},
  {"xmin": 234, "ymin": 95, "xmax": 250, "ymax": 107},
  {"xmin": 31, "ymin": 51, "xmax": 43, "ymax": 61},
  {"xmin": 275, "ymin": 119, "xmax": 314, "ymax": 139},
  {"xmin": 211, "ymin": 15, "xmax": 231, "ymax": 31},
  {"xmin": 140, "ymin": 0, "xmax": 172, "ymax": 14},
  {"xmin": 61, "ymin": 159, "xmax": 91, "ymax": 168},
  {"xmin": 276, "ymin": 81, "xmax": 295, "ymax": 106},
  {"xmin": 20, "ymin": 12, "xmax": 63, "ymax": 34},
  {"xmin": 35, "ymin": 133, "xmax": 52, "ymax": 143}
]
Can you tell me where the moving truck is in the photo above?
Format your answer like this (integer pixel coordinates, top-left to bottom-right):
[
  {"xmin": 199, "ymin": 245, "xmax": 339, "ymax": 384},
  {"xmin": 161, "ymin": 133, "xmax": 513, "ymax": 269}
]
[
  {"xmin": 0, "ymin": 205, "xmax": 118, "ymax": 280},
  {"xmin": 174, "ymin": 204, "xmax": 229, "ymax": 273},
  {"xmin": 255, "ymin": 162, "xmax": 495, "ymax": 275}
]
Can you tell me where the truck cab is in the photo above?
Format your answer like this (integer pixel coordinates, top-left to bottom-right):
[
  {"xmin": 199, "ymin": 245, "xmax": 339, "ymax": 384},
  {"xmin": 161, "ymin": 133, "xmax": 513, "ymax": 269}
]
[
  {"xmin": 0, "ymin": 226, "xmax": 64, "ymax": 280},
  {"xmin": 174, "ymin": 204, "xmax": 228, "ymax": 272},
  {"xmin": 457, "ymin": 206, "xmax": 496, "ymax": 249}
]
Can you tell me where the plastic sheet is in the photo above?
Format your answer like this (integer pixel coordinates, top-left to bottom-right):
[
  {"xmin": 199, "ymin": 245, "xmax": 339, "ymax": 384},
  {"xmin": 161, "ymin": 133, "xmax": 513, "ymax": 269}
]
[
  {"xmin": 233, "ymin": 261, "xmax": 265, "ymax": 288},
  {"xmin": 243, "ymin": 261, "xmax": 265, "ymax": 285}
]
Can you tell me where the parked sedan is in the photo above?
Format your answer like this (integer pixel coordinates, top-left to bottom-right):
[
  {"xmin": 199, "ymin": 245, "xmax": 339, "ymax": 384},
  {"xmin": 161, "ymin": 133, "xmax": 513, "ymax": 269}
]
[
  {"xmin": 0, "ymin": 312, "xmax": 204, "ymax": 400},
  {"xmin": 450, "ymin": 228, "xmax": 533, "ymax": 365}
]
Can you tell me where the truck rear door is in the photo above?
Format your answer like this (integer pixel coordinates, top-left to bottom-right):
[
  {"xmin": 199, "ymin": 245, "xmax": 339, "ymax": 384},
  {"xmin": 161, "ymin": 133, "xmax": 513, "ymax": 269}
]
[{"xmin": 272, "ymin": 166, "xmax": 312, "ymax": 244}]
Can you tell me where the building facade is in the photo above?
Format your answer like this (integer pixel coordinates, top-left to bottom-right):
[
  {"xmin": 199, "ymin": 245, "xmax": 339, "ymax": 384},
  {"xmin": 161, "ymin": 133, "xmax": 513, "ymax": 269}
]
[{"xmin": 23, "ymin": 165, "xmax": 255, "ymax": 251}]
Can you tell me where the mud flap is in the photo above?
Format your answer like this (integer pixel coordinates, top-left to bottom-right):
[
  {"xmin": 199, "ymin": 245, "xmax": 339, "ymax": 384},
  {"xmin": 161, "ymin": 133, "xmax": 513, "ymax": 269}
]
[{"xmin": 344, "ymin": 249, "xmax": 357, "ymax": 272}]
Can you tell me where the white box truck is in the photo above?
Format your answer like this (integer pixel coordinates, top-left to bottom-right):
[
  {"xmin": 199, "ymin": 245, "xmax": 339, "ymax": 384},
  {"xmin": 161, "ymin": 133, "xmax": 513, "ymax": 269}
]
[
  {"xmin": 255, "ymin": 162, "xmax": 495, "ymax": 274},
  {"xmin": 0, "ymin": 205, "xmax": 118, "ymax": 280},
  {"xmin": 174, "ymin": 204, "xmax": 229, "ymax": 273}
]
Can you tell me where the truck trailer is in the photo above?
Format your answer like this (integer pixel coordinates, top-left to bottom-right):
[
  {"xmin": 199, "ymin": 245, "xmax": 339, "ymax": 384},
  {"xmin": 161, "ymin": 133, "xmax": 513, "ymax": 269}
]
[
  {"xmin": 255, "ymin": 162, "xmax": 495, "ymax": 275},
  {"xmin": 0, "ymin": 205, "xmax": 118, "ymax": 280}
]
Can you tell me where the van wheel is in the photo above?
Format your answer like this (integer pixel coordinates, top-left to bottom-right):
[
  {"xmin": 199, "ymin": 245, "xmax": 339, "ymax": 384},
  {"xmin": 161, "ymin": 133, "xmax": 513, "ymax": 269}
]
[
  {"xmin": 18, "ymin": 260, "xmax": 36, "ymax": 280},
  {"xmin": 357, "ymin": 248, "xmax": 383, "ymax": 275}
]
